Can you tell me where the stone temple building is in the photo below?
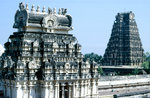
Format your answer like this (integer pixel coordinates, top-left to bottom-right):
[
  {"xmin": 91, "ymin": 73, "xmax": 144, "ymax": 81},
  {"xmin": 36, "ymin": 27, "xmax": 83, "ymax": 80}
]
[
  {"xmin": 102, "ymin": 11, "xmax": 144, "ymax": 66},
  {"xmin": 0, "ymin": 3, "xmax": 99, "ymax": 98}
]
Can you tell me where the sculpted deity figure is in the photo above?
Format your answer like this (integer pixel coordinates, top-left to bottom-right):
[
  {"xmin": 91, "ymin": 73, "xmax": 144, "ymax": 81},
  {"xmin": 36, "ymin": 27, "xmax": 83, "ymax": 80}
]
[
  {"xmin": 42, "ymin": 6, "xmax": 46, "ymax": 13},
  {"xmin": 33, "ymin": 39, "xmax": 39, "ymax": 47},
  {"xmin": 7, "ymin": 56, "xmax": 14, "ymax": 68},
  {"xmin": 44, "ymin": 58, "xmax": 51, "ymax": 68},
  {"xmin": 37, "ymin": 6, "xmax": 40, "ymax": 12},
  {"xmin": 31, "ymin": 5, "xmax": 35, "ymax": 12},
  {"xmin": 48, "ymin": 7, "xmax": 52, "ymax": 14},
  {"xmin": 28, "ymin": 58, "xmax": 36, "ymax": 69},
  {"xmin": 53, "ymin": 8, "xmax": 56, "ymax": 14},
  {"xmin": 58, "ymin": 8, "xmax": 61, "ymax": 15},
  {"xmin": 19, "ymin": 2, "xmax": 25, "ymax": 10},
  {"xmin": 17, "ymin": 57, "xmax": 25, "ymax": 68},
  {"xmin": 51, "ymin": 57, "xmax": 56, "ymax": 66},
  {"xmin": 2, "ymin": 56, "xmax": 14, "ymax": 68},
  {"xmin": 26, "ymin": 4, "xmax": 29, "ymax": 10},
  {"xmin": 64, "ymin": 9, "xmax": 67, "ymax": 15},
  {"xmin": 62, "ymin": 8, "xmax": 67, "ymax": 15}
]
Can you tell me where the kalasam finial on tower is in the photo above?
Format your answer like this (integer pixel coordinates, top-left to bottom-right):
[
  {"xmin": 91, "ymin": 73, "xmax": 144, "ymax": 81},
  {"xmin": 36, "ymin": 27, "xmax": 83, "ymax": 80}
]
[
  {"xmin": 53, "ymin": 8, "xmax": 56, "ymax": 14},
  {"xmin": 64, "ymin": 9, "xmax": 67, "ymax": 15},
  {"xmin": 42, "ymin": 6, "xmax": 46, "ymax": 13},
  {"xmin": 31, "ymin": 4, "xmax": 35, "ymax": 12},
  {"xmin": 61, "ymin": 8, "xmax": 67, "ymax": 15},
  {"xmin": 48, "ymin": 7, "xmax": 52, "ymax": 14},
  {"xmin": 58, "ymin": 8, "xmax": 61, "ymax": 15},
  {"xmin": 26, "ymin": 4, "xmax": 29, "ymax": 10},
  {"xmin": 36, "ymin": 5, "xmax": 40, "ymax": 12}
]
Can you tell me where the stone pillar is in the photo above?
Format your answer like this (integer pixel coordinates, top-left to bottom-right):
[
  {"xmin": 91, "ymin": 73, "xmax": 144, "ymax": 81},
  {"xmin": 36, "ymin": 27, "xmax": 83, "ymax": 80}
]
[
  {"xmin": 3, "ymin": 80, "xmax": 6, "ymax": 97},
  {"xmin": 72, "ymin": 82, "xmax": 76, "ymax": 97},
  {"xmin": 68, "ymin": 82, "xmax": 72, "ymax": 98},
  {"xmin": 45, "ymin": 84, "xmax": 49, "ymax": 98},
  {"xmin": 80, "ymin": 81, "xmax": 83, "ymax": 97},
  {"xmin": 29, "ymin": 86, "xmax": 33, "ymax": 98},
  {"xmin": 10, "ymin": 82, "xmax": 13, "ymax": 98},
  {"xmin": 49, "ymin": 86, "xmax": 53, "ymax": 98},
  {"xmin": 55, "ymin": 82, "xmax": 59, "ymax": 98},
  {"xmin": 49, "ymin": 82, "xmax": 54, "ymax": 98},
  {"xmin": 92, "ymin": 80, "xmax": 95, "ymax": 96},
  {"xmin": 7, "ymin": 81, "xmax": 10, "ymax": 98},
  {"xmin": 83, "ymin": 81, "xmax": 86, "ymax": 97},
  {"xmin": 95, "ymin": 79, "xmax": 99, "ymax": 98},
  {"xmin": 81, "ymin": 80, "xmax": 85, "ymax": 97},
  {"xmin": 16, "ymin": 83, "xmax": 23, "ymax": 98},
  {"xmin": 75, "ymin": 81, "xmax": 80, "ymax": 97},
  {"xmin": 61, "ymin": 83, "xmax": 65, "ymax": 98},
  {"xmin": 28, "ymin": 81, "xmax": 36, "ymax": 98},
  {"xmin": 23, "ymin": 85, "xmax": 28, "ymax": 98},
  {"xmin": 87, "ymin": 80, "xmax": 91, "ymax": 97},
  {"xmin": 4, "ymin": 80, "xmax": 8, "ymax": 98},
  {"xmin": 84, "ymin": 80, "xmax": 88, "ymax": 97},
  {"xmin": 91, "ymin": 79, "xmax": 98, "ymax": 98},
  {"xmin": 12, "ymin": 83, "xmax": 16, "ymax": 98}
]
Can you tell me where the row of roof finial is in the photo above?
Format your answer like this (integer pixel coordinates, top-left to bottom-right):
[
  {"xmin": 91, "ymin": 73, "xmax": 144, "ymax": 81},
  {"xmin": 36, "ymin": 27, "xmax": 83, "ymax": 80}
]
[{"xmin": 19, "ymin": 2, "xmax": 67, "ymax": 15}]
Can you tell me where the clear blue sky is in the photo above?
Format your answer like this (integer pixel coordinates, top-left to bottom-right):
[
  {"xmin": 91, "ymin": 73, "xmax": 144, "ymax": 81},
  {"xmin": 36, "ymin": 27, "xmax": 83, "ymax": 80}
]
[{"xmin": 0, "ymin": 0, "xmax": 150, "ymax": 55}]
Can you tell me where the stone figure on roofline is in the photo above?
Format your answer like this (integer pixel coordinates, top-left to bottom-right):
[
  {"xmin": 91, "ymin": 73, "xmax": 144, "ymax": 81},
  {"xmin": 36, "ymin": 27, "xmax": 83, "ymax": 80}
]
[{"xmin": 19, "ymin": 2, "xmax": 25, "ymax": 10}]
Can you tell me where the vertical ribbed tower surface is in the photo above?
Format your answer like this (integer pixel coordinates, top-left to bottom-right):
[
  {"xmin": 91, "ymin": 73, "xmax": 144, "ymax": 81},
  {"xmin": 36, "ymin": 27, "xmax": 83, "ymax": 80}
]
[{"xmin": 102, "ymin": 11, "xmax": 144, "ymax": 66}]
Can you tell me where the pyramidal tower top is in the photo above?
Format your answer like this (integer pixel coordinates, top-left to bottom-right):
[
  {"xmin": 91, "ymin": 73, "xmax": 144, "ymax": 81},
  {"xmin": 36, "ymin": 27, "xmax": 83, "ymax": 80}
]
[
  {"xmin": 13, "ymin": 2, "xmax": 72, "ymax": 33},
  {"xmin": 102, "ymin": 11, "xmax": 144, "ymax": 66}
]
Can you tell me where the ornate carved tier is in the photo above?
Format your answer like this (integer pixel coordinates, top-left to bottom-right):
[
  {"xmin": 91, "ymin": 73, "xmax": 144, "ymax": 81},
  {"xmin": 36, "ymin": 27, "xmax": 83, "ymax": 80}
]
[{"xmin": 13, "ymin": 2, "xmax": 72, "ymax": 33}]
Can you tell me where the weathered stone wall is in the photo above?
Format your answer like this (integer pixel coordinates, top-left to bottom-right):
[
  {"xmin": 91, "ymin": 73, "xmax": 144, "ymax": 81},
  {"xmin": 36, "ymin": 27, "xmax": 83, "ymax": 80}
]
[
  {"xmin": 99, "ymin": 75, "xmax": 150, "ymax": 85},
  {"xmin": 98, "ymin": 75, "xmax": 150, "ymax": 97}
]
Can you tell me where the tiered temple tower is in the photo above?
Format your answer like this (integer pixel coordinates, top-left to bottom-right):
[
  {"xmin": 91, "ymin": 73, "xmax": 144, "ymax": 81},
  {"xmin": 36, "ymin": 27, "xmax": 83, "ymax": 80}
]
[
  {"xmin": 102, "ymin": 11, "xmax": 144, "ymax": 66},
  {"xmin": 0, "ymin": 3, "xmax": 99, "ymax": 98}
]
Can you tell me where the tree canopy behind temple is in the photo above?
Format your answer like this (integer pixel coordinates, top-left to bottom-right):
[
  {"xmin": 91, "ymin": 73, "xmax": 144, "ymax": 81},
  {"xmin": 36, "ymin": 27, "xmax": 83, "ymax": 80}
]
[
  {"xmin": 83, "ymin": 52, "xmax": 102, "ymax": 64},
  {"xmin": 142, "ymin": 52, "xmax": 150, "ymax": 70}
]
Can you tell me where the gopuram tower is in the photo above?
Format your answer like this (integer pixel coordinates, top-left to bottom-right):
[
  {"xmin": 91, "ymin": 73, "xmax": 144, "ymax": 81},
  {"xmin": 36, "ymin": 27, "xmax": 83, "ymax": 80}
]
[
  {"xmin": 102, "ymin": 11, "xmax": 144, "ymax": 66},
  {"xmin": 0, "ymin": 3, "xmax": 99, "ymax": 98}
]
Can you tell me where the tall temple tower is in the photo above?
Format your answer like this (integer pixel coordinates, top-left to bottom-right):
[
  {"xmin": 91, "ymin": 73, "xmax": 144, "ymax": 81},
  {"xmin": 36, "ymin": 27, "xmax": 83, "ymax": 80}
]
[
  {"xmin": 102, "ymin": 11, "xmax": 144, "ymax": 66},
  {"xmin": 0, "ymin": 3, "xmax": 99, "ymax": 98}
]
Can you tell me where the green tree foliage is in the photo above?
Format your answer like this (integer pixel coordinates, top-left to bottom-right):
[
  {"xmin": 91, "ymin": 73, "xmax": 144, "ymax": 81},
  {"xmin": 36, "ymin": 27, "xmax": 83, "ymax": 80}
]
[
  {"xmin": 142, "ymin": 62, "xmax": 149, "ymax": 69},
  {"xmin": 83, "ymin": 52, "xmax": 102, "ymax": 64},
  {"xmin": 132, "ymin": 68, "xmax": 140, "ymax": 75},
  {"xmin": 97, "ymin": 66, "xmax": 103, "ymax": 74},
  {"xmin": 142, "ymin": 52, "xmax": 150, "ymax": 69},
  {"xmin": 141, "ymin": 52, "xmax": 150, "ymax": 74}
]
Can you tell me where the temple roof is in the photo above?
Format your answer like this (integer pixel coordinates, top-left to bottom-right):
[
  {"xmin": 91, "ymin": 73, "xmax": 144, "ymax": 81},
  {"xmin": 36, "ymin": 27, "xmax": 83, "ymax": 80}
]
[
  {"xmin": 115, "ymin": 11, "xmax": 135, "ymax": 20},
  {"xmin": 13, "ymin": 2, "xmax": 72, "ymax": 32}
]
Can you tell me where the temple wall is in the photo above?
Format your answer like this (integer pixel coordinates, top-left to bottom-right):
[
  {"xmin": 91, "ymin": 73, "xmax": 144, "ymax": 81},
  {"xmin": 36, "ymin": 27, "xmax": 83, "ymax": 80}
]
[
  {"xmin": 0, "ymin": 79, "xmax": 99, "ymax": 98},
  {"xmin": 98, "ymin": 75, "xmax": 150, "ymax": 97},
  {"xmin": 99, "ymin": 75, "xmax": 150, "ymax": 86}
]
